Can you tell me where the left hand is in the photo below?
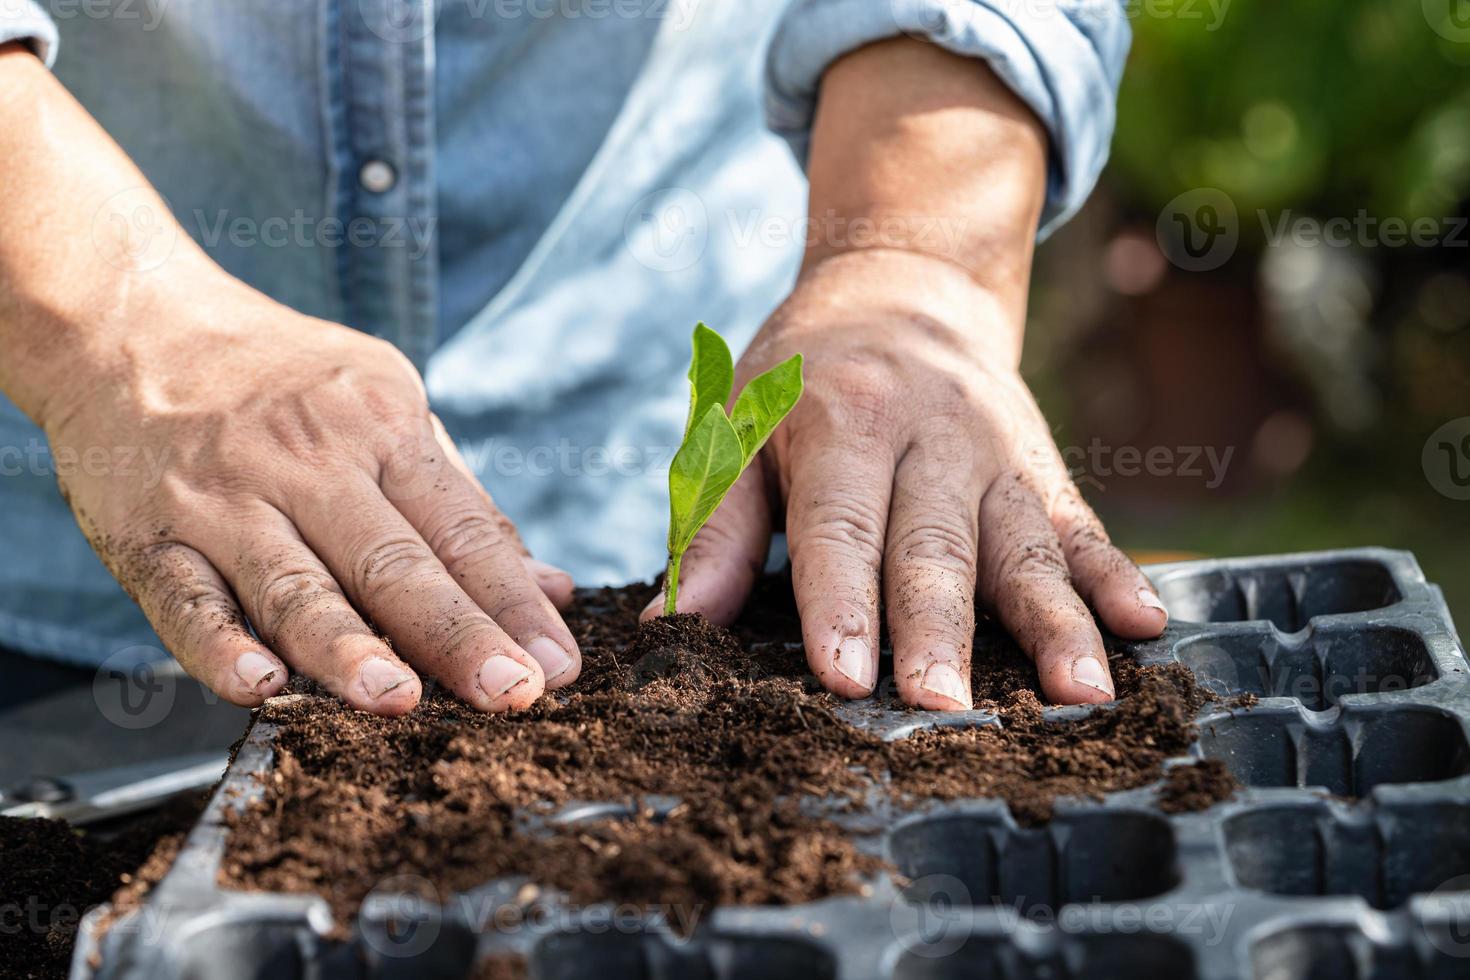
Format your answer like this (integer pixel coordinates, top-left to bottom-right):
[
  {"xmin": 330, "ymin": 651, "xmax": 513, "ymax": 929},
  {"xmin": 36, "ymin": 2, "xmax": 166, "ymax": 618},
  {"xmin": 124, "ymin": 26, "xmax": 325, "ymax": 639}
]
[{"xmin": 648, "ymin": 248, "xmax": 1168, "ymax": 708}]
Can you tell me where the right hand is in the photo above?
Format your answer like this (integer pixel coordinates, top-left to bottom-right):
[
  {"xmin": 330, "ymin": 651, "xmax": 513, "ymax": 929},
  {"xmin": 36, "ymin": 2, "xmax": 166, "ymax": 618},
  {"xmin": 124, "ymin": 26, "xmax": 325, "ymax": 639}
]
[{"xmin": 44, "ymin": 276, "xmax": 580, "ymax": 715}]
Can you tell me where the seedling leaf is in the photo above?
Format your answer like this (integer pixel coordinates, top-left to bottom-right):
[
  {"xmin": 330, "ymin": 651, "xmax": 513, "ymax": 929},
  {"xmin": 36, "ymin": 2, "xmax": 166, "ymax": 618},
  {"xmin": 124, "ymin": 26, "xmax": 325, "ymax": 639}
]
[
  {"xmin": 684, "ymin": 322, "xmax": 734, "ymax": 441},
  {"xmin": 662, "ymin": 324, "xmax": 804, "ymax": 615},
  {"xmin": 667, "ymin": 403, "xmax": 744, "ymax": 556},
  {"xmin": 730, "ymin": 354, "xmax": 803, "ymax": 464}
]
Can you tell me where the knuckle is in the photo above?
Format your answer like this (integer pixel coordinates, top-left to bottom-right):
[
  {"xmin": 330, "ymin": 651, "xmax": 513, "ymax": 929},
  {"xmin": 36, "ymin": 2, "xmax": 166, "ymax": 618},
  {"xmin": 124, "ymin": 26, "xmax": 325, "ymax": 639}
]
[
  {"xmin": 351, "ymin": 535, "xmax": 439, "ymax": 602},
  {"xmin": 998, "ymin": 540, "xmax": 1069, "ymax": 586},
  {"xmin": 823, "ymin": 353, "xmax": 902, "ymax": 433},
  {"xmin": 793, "ymin": 499, "xmax": 885, "ymax": 563},
  {"xmin": 422, "ymin": 509, "xmax": 507, "ymax": 569},
  {"xmin": 256, "ymin": 567, "xmax": 341, "ymax": 635},
  {"xmin": 137, "ymin": 545, "xmax": 223, "ymax": 624},
  {"xmin": 485, "ymin": 592, "xmax": 546, "ymax": 626},
  {"xmin": 889, "ymin": 517, "xmax": 976, "ymax": 572}
]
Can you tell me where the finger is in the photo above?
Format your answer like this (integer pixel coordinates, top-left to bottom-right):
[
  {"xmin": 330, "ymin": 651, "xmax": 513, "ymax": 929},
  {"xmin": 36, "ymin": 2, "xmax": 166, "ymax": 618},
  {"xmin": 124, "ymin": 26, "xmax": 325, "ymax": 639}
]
[
  {"xmin": 388, "ymin": 412, "xmax": 580, "ymax": 684},
  {"xmin": 525, "ymin": 556, "xmax": 575, "ymax": 611},
  {"xmin": 293, "ymin": 478, "xmax": 546, "ymax": 712},
  {"xmin": 126, "ymin": 541, "xmax": 288, "ymax": 706},
  {"xmin": 978, "ymin": 472, "xmax": 1115, "ymax": 705},
  {"xmin": 392, "ymin": 467, "xmax": 582, "ymax": 690},
  {"xmin": 884, "ymin": 445, "xmax": 979, "ymax": 711},
  {"xmin": 642, "ymin": 460, "xmax": 772, "ymax": 626},
  {"xmin": 1049, "ymin": 483, "xmax": 1168, "ymax": 638},
  {"xmin": 785, "ymin": 431, "xmax": 894, "ymax": 699},
  {"xmin": 218, "ymin": 514, "xmax": 422, "ymax": 715}
]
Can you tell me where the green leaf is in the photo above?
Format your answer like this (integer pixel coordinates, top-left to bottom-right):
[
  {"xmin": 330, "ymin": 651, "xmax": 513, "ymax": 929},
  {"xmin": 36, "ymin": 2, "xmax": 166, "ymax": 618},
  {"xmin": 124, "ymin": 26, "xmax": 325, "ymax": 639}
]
[
  {"xmin": 661, "ymin": 323, "xmax": 804, "ymax": 617},
  {"xmin": 667, "ymin": 403, "xmax": 744, "ymax": 556},
  {"xmin": 684, "ymin": 322, "xmax": 734, "ymax": 441},
  {"xmin": 730, "ymin": 354, "xmax": 803, "ymax": 464}
]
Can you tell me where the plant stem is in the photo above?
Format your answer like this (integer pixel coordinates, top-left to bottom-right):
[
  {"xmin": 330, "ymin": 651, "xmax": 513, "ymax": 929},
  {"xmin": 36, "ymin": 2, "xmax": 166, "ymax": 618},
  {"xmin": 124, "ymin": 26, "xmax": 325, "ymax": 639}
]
[{"xmin": 663, "ymin": 552, "xmax": 682, "ymax": 617}]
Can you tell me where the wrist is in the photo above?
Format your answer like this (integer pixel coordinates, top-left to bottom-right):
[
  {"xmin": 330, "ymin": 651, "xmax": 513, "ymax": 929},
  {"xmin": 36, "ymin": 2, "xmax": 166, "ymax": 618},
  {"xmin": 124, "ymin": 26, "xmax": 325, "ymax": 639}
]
[{"xmin": 785, "ymin": 248, "xmax": 1026, "ymax": 368}]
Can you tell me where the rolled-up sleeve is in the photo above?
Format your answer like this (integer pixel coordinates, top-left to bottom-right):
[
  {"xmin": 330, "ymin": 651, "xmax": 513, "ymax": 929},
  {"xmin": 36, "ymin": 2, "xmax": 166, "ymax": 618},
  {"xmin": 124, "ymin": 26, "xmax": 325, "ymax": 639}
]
[
  {"xmin": 1, "ymin": 0, "xmax": 58, "ymax": 66},
  {"xmin": 765, "ymin": 0, "xmax": 1130, "ymax": 238}
]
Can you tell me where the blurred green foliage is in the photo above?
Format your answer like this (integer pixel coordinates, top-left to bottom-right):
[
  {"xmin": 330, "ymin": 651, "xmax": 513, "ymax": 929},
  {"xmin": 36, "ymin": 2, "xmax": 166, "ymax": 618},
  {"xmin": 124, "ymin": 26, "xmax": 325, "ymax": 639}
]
[{"xmin": 1112, "ymin": 0, "xmax": 1470, "ymax": 229}]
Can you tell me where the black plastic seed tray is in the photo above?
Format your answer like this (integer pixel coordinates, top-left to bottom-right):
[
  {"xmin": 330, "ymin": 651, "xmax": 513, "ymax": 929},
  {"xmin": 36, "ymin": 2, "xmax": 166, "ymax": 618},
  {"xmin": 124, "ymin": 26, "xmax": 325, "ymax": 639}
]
[{"xmin": 70, "ymin": 548, "xmax": 1470, "ymax": 980}]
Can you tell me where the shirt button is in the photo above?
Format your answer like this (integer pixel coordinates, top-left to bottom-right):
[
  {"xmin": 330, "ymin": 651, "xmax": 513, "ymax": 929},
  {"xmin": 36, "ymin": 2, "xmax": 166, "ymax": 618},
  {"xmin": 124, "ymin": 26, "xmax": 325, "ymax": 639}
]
[{"xmin": 359, "ymin": 159, "xmax": 397, "ymax": 193}]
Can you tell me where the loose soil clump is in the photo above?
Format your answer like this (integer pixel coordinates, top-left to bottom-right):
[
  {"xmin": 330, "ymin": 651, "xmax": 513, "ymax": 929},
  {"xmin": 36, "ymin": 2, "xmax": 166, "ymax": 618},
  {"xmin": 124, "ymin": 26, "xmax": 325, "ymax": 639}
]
[{"xmin": 220, "ymin": 576, "xmax": 1232, "ymax": 930}]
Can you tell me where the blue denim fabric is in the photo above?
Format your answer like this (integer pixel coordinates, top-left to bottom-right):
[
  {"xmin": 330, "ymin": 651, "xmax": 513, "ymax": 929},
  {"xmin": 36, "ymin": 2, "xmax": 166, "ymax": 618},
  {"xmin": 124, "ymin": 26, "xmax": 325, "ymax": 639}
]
[{"xmin": 0, "ymin": 0, "xmax": 1128, "ymax": 667}]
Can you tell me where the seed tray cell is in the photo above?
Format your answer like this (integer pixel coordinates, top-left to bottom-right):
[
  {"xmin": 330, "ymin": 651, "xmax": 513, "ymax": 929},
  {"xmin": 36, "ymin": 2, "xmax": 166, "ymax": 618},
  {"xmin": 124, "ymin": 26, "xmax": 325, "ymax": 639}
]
[{"xmin": 69, "ymin": 549, "xmax": 1470, "ymax": 980}]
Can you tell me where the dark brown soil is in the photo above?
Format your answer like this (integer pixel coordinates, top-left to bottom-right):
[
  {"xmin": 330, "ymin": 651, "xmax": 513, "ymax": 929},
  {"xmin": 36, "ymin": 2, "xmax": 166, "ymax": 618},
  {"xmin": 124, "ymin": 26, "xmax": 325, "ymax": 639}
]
[
  {"xmin": 218, "ymin": 576, "xmax": 1228, "ymax": 932},
  {"xmin": 0, "ymin": 795, "xmax": 205, "ymax": 980},
  {"xmin": 471, "ymin": 954, "xmax": 528, "ymax": 980},
  {"xmin": 1156, "ymin": 759, "xmax": 1238, "ymax": 813}
]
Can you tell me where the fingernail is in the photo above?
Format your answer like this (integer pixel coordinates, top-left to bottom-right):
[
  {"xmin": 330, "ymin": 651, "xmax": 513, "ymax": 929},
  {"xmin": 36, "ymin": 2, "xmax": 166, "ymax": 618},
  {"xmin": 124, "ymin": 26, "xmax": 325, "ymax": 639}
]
[
  {"xmin": 525, "ymin": 557, "xmax": 572, "ymax": 581},
  {"xmin": 479, "ymin": 655, "xmax": 532, "ymax": 699},
  {"xmin": 525, "ymin": 637, "xmax": 575, "ymax": 682},
  {"xmin": 921, "ymin": 661, "xmax": 972, "ymax": 709},
  {"xmin": 1072, "ymin": 656, "xmax": 1115, "ymax": 697},
  {"xmin": 1138, "ymin": 588, "xmax": 1169, "ymax": 618},
  {"xmin": 359, "ymin": 657, "xmax": 413, "ymax": 699},
  {"xmin": 832, "ymin": 637, "xmax": 873, "ymax": 691},
  {"xmin": 235, "ymin": 651, "xmax": 279, "ymax": 692}
]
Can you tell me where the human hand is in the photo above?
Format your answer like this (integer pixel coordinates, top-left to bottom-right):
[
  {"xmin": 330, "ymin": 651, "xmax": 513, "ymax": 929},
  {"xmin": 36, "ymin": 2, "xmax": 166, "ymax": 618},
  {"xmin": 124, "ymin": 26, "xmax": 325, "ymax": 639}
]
[
  {"xmin": 654, "ymin": 249, "xmax": 1167, "ymax": 708},
  {"xmin": 43, "ymin": 278, "xmax": 579, "ymax": 716}
]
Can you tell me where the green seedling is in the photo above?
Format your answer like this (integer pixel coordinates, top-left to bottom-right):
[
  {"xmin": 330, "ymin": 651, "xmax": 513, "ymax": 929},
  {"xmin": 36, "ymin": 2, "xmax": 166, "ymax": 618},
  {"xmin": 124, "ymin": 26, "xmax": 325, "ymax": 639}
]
[{"xmin": 662, "ymin": 323, "xmax": 803, "ymax": 616}]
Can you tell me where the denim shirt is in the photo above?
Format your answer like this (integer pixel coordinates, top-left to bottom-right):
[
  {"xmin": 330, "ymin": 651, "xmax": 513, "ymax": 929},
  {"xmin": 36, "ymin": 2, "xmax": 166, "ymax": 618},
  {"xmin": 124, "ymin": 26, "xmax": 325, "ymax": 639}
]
[{"xmin": 0, "ymin": 0, "xmax": 1128, "ymax": 668}]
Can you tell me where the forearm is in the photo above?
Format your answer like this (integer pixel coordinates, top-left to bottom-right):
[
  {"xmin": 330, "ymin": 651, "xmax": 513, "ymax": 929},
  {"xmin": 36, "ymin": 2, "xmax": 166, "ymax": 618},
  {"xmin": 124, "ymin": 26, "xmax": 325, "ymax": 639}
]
[
  {"xmin": 803, "ymin": 38, "xmax": 1048, "ymax": 352},
  {"xmin": 0, "ymin": 42, "xmax": 224, "ymax": 425}
]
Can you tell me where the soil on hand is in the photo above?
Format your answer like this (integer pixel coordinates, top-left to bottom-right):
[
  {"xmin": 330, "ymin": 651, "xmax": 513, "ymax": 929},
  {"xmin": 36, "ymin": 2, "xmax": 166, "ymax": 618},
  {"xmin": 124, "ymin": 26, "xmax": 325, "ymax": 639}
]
[
  {"xmin": 220, "ymin": 575, "xmax": 1230, "ymax": 930},
  {"xmin": 0, "ymin": 795, "xmax": 205, "ymax": 980}
]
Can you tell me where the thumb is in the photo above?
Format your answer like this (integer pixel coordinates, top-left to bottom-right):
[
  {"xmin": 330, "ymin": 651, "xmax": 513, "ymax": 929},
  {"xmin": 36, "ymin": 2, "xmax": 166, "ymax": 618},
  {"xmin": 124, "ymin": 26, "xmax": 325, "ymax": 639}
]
[{"xmin": 641, "ymin": 459, "xmax": 772, "ymax": 625}]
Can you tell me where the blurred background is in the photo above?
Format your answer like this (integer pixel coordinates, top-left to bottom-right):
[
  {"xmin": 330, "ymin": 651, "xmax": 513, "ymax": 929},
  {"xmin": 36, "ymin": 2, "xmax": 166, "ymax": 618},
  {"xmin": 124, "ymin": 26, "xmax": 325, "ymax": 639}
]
[{"xmin": 1025, "ymin": 0, "xmax": 1470, "ymax": 622}]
